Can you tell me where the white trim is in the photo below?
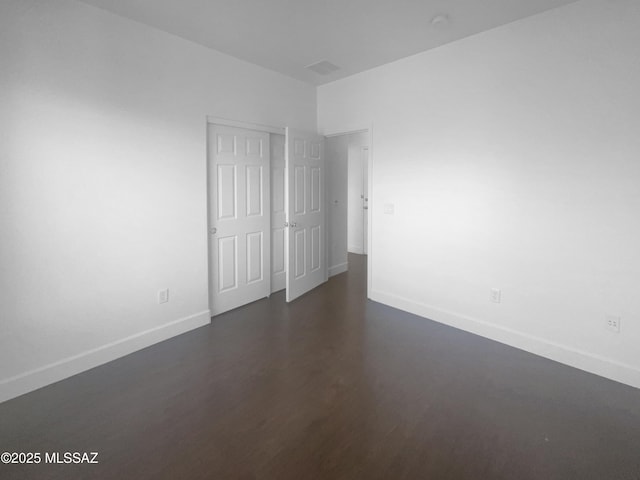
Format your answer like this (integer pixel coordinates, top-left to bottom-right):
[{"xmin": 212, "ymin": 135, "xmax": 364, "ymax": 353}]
[
  {"xmin": 206, "ymin": 116, "xmax": 285, "ymax": 135},
  {"xmin": 322, "ymin": 124, "xmax": 370, "ymax": 137},
  {"xmin": 328, "ymin": 262, "xmax": 348, "ymax": 277},
  {"xmin": 0, "ymin": 311, "xmax": 211, "ymax": 404},
  {"xmin": 324, "ymin": 128, "xmax": 368, "ymax": 138},
  {"xmin": 371, "ymin": 289, "xmax": 640, "ymax": 390}
]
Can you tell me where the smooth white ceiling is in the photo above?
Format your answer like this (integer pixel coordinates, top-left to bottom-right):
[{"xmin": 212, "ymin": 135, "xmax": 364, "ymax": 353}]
[{"xmin": 77, "ymin": 0, "xmax": 580, "ymax": 85}]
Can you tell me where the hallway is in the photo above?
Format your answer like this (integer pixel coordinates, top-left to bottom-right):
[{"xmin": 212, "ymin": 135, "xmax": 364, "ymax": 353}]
[{"xmin": 1, "ymin": 254, "xmax": 640, "ymax": 479}]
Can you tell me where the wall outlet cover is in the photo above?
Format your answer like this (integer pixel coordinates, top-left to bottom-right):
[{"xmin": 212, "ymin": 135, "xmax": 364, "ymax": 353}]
[{"xmin": 605, "ymin": 315, "xmax": 621, "ymax": 333}]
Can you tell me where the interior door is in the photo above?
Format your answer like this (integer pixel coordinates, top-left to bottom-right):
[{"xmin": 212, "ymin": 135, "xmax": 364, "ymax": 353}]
[
  {"xmin": 285, "ymin": 128, "xmax": 326, "ymax": 302},
  {"xmin": 363, "ymin": 147, "xmax": 369, "ymax": 255},
  {"xmin": 208, "ymin": 124, "xmax": 270, "ymax": 315},
  {"xmin": 270, "ymin": 134, "xmax": 286, "ymax": 293},
  {"xmin": 347, "ymin": 145, "xmax": 364, "ymax": 254}
]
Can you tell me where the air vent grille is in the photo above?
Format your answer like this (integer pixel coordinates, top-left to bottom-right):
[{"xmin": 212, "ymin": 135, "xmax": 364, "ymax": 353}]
[{"xmin": 306, "ymin": 60, "xmax": 340, "ymax": 75}]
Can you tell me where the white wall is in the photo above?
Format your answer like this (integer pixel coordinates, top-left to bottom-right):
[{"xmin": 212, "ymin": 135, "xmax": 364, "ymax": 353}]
[
  {"xmin": 0, "ymin": 0, "xmax": 316, "ymax": 402},
  {"xmin": 326, "ymin": 132, "xmax": 368, "ymax": 275},
  {"xmin": 318, "ymin": 0, "xmax": 640, "ymax": 388}
]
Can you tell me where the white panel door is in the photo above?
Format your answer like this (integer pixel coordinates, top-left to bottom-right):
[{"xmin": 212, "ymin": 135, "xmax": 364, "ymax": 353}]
[
  {"xmin": 285, "ymin": 128, "xmax": 326, "ymax": 302},
  {"xmin": 208, "ymin": 124, "xmax": 270, "ymax": 315},
  {"xmin": 347, "ymin": 145, "xmax": 364, "ymax": 254},
  {"xmin": 270, "ymin": 134, "xmax": 286, "ymax": 293},
  {"xmin": 363, "ymin": 146, "xmax": 369, "ymax": 255}
]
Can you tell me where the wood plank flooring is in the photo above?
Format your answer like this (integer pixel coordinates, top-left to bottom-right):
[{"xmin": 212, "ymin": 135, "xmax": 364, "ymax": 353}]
[{"xmin": 1, "ymin": 254, "xmax": 640, "ymax": 479}]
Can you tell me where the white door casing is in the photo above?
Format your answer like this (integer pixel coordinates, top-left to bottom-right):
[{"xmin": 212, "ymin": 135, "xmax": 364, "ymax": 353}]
[
  {"xmin": 285, "ymin": 128, "xmax": 326, "ymax": 302},
  {"xmin": 270, "ymin": 134, "xmax": 286, "ymax": 293},
  {"xmin": 208, "ymin": 124, "xmax": 271, "ymax": 315}
]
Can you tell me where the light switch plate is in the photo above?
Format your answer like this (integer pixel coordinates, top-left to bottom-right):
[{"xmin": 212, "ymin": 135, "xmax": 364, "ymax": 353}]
[{"xmin": 158, "ymin": 289, "xmax": 169, "ymax": 304}]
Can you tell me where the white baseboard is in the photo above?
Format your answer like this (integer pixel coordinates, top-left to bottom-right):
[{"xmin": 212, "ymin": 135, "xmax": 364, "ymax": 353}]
[
  {"xmin": 329, "ymin": 262, "xmax": 349, "ymax": 277},
  {"xmin": 371, "ymin": 290, "xmax": 640, "ymax": 390},
  {"xmin": 0, "ymin": 310, "xmax": 211, "ymax": 404}
]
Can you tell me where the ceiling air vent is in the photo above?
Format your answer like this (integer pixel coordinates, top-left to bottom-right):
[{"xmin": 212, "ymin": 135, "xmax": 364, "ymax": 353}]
[{"xmin": 305, "ymin": 60, "xmax": 340, "ymax": 75}]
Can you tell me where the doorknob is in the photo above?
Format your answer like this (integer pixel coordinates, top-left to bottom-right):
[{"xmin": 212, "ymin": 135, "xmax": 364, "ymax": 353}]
[
  {"xmin": 290, "ymin": 222, "xmax": 297, "ymax": 227},
  {"xmin": 209, "ymin": 227, "xmax": 217, "ymax": 235}
]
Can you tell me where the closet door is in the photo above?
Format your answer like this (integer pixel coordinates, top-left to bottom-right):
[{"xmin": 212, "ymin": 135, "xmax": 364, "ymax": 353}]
[{"xmin": 208, "ymin": 124, "xmax": 270, "ymax": 315}]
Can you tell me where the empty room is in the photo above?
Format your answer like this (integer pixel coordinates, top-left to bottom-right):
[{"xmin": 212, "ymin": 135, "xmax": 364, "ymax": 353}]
[{"xmin": 2, "ymin": 0, "xmax": 640, "ymax": 478}]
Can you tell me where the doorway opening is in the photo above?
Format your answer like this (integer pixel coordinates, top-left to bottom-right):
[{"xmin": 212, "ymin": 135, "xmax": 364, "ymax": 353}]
[{"xmin": 325, "ymin": 129, "xmax": 371, "ymax": 296}]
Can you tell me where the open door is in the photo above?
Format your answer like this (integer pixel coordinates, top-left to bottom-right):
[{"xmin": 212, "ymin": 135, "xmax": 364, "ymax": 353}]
[
  {"xmin": 363, "ymin": 146, "xmax": 369, "ymax": 254},
  {"xmin": 285, "ymin": 128, "xmax": 326, "ymax": 302}
]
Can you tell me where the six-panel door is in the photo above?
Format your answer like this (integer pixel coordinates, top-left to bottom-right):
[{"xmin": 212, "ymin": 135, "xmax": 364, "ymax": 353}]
[
  {"xmin": 286, "ymin": 128, "xmax": 326, "ymax": 302},
  {"xmin": 208, "ymin": 125, "xmax": 270, "ymax": 315}
]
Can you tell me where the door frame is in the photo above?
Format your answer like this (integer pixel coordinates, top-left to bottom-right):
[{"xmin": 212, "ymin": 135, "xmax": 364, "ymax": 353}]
[
  {"xmin": 205, "ymin": 116, "xmax": 285, "ymax": 314},
  {"xmin": 323, "ymin": 124, "xmax": 374, "ymax": 299}
]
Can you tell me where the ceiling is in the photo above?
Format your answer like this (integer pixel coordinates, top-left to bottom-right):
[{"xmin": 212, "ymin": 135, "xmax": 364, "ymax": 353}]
[{"xmin": 77, "ymin": 0, "xmax": 580, "ymax": 85}]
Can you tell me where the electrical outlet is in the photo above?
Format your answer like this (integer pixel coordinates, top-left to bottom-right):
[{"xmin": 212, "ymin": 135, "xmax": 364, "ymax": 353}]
[
  {"xmin": 158, "ymin": 289, "xmax": 169, "ymax": 304},
  {"xmin": 490, "ymin": 288, "xmax": 501, "ymax": 304},
  {"xmin": 605, "ymin": 315, "xmax": 621, "ymax": 333}
]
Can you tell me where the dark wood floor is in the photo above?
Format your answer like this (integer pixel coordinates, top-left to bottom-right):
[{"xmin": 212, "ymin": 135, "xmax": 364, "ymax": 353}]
[{"xmin": 2, "ymin": 254, "xmax": 640, "ymax": 479}]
